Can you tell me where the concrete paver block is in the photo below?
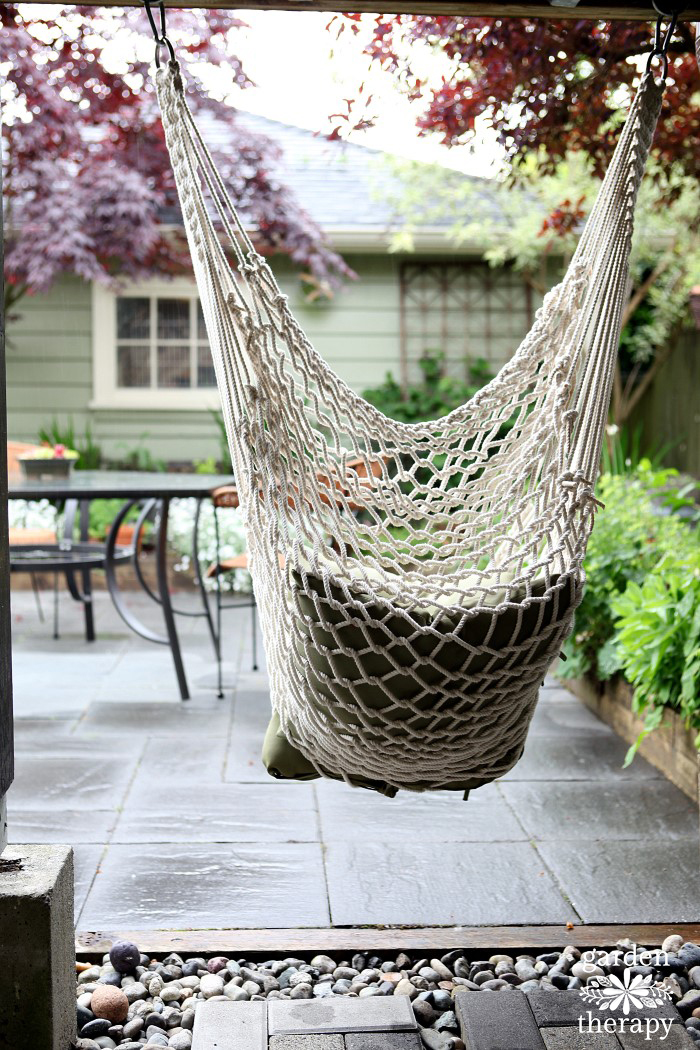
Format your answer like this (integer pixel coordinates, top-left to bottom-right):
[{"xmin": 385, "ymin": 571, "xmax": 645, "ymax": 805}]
[
  {"xmin": 541, "ymin": 1027, "xmax": 622, "ymax": 1048},
  {"xmin": 618, "ymin": 1026, "xmax": 696, "ymax": 1049},
  {"xmin": 0, "ymin": 843, "xmax": 74, "ymax": 1050},
  {"xmin": 528, "ymin": 989, "xmax": 680, "ymax": 1027},
  {"xmin": 268, "ymin": 996, "xmax": 416, "ymax": 1036},
  {"xmin": 192, "ymin": 999, "xmax": 267, "ymax": 1049},
  {"xmin": 345, "ymin": 1032, "xmax": 423, "ymax": 1049},
  {"xmin": 269, "ymin": 1037, "xmax": 344, "ymax": 1049},
  {"xmin": 455, "ymin": 989, "xmax": 546, "ymax": 1050}
]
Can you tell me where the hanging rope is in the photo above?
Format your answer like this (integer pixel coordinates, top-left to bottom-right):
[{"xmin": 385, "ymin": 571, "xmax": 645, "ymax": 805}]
[{"xmin": 151, "ymin": 12, "xmax": 668, "ymax": 794}]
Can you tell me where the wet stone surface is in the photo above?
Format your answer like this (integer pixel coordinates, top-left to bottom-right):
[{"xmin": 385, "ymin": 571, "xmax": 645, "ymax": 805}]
[{"xmin": 9, "ymin": 590, "xmax": 699, "ymax": 932}]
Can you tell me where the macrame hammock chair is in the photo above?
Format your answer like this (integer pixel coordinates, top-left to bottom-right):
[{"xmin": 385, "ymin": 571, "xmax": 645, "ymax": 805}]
[{"xmin": 154, "ymin": 38, "xmax": 667, "ymax": 798}]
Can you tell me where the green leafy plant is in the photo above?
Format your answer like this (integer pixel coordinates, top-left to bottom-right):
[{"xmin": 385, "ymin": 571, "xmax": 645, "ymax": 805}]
[
  {"xmin": 111, "ymin": 437, "xmax": 166, "ymax": 473},
  {"xmin": 362, "ymin": 350, "xmax": 493, "ymax": 423},
  {"xmin": 612, "ymin": 556, "xmax": 700, "ymax": 760},
  {"xmin": 209, "ymin": 410, "xmax": 233, "ymax": 473},
  {"xmin": 601, "ymin": 423, "xmax": 676, "ymax": 477},
  {"xmin": 562, "ymin": 462, "xmax": 700, "ymax": 755},
  {"xmin": 38, "ymin": 417, "xmax": 102, "ymax": 469}
]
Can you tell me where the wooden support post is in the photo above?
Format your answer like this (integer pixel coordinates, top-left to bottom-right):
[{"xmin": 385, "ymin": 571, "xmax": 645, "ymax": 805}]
[{"xmin": 0, "ymin": 120, "xmax": 13, "ymax": 857}]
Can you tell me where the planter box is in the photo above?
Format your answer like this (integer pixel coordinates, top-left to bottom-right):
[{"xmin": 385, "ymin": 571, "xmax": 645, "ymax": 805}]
[
  {"xmin": 562, "ymin": 674, "xmax": 699, "ymax": 804},
  {"xmin": 20, "ymin": 457, "xmax": 75, "ymax": 481}
]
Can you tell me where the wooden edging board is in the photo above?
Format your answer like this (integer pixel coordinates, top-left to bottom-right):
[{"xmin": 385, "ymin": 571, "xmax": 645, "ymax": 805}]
[{"xmin": 75, "ymin": 924, "xmax": 700, "ymax": 958}]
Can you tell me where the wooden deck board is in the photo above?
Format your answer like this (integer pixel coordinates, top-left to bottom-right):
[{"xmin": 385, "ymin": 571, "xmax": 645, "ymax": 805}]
[{"xmin": 75, "ymin": 923, "xmax": 700, "ymax": 958}]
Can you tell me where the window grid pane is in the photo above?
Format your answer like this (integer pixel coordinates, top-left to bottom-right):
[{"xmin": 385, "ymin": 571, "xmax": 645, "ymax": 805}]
[
  {"xmin": 197, "ymin": 345, "xmax": 217, "ymax": 388},
  {"xmin": 117, "ymin": 345, "xmax": 151, "ymax": 388},
  {"xmin": 157, "ymin": 298, "xmax": 190, "ymax": 340},
  {"xmin": 116, "ymin": 294, "xmax": 214, "ymax": 391},
  {"xmin": 157, "ymin": 345, "xmax": 191, "ymax": 388},
  {"xmin": 117, "ymin": 298, "xmax": 150, "ymax": 340}
]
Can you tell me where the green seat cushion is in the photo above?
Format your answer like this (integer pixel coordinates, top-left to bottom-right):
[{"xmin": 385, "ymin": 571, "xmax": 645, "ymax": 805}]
[{"xmin": 262, "ymin": 567, "xmax": 578, "ymax": 793}]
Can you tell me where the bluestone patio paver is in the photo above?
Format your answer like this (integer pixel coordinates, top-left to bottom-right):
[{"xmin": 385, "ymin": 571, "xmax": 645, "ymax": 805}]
[
  {"xmin": 8, "ymin": 589, "xmax": 699, "ymax": 930},
  {"xmin": 536, "ymin": 839, "xmax": 700, "ymax": 923},
  {"xmin": 315, "ymin": 779, "xmax": 525, "ymax": 843},
  {"xmin": 8, "ymin": 807, "xmax": 117, "ymax": 844},
  {"xmin": 130, "ymin": 734, "xmax": 230, "ymax": 787},
  {"xmin": 78, "ymin": 842, "xmax": 330, "ymax": 929},
  {"xmin": 112, "ymin": 781, "xmax": 318, "ymax": 843},
  {"xmin": 501, "ymin": 781, "xmax": 697, "ymax": 840},
  {"xmin": 528, "ymin": 697, "xmax": 616, "ymax": 736},
  {"xmin": 8, "ymin": 748, "xmax": 141, "ymax": 810},
  {"xmin": 75, "ymin": 697, "xmax": 232, "ymax": 737},
  {"xmin": 324, "ymin": 840, "xmax": 577, "ymax": 926},
  {"xmin": 225, "ymin": 685, "xmax": 279, "ymax": 783},
  {"xmin": 72, "ymin": 845, "xmax": 106, "ymax": 917},
  {"xmin": 500, "ymin": 734, "xmax": 663, "ymax": 781}
]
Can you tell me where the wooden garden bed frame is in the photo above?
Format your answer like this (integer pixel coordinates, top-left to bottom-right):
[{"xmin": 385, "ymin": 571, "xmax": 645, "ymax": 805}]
[{"xmin": 75, "ymin": 923, "xmax": 700, "ymax": 957}]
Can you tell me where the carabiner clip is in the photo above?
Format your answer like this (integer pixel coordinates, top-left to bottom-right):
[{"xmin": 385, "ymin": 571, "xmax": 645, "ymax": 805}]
[
  {"xmin": 646, "ymin": 3, "xmax": 681, "ymax": 79},
  {"xmin": 141, "ymin": 0, "xmax": 175, "ymax": 68}
]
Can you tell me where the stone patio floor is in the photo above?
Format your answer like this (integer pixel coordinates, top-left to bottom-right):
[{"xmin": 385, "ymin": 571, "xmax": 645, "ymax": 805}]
[{"xmin": 7, "ymin": 585, "xmax": 699, "ymax": 933}]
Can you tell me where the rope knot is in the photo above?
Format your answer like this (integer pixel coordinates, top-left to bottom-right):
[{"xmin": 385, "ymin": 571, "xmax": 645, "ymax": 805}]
[{"xmin": 560, "ymin": 471, "xmax": 604, "ymax": 514}]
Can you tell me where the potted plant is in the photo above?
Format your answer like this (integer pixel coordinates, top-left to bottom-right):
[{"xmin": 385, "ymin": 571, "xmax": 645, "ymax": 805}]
[{"xmin": 19, "ymin": 443, "xmax": 79, "ymax": 480}]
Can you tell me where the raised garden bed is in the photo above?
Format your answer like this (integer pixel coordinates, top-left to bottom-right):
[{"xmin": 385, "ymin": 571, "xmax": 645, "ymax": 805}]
[{"xmin": 562, "ymin": 675, "xmax": 699, "ymax": 805}]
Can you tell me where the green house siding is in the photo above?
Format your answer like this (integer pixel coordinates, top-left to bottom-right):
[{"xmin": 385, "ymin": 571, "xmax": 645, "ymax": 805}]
[
  {"xmin": 7, "ymin": 275, "xmax": 93, "ymax": 440},
  {"xmin": 6, "ymin": 253, "xmax": 541, "ymax": 464}
]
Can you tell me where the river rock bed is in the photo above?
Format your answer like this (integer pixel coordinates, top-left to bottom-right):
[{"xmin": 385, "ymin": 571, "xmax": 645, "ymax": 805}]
[{"xmin": 73, "ymin": 935, "xmax": 700, "ymax": 1050}]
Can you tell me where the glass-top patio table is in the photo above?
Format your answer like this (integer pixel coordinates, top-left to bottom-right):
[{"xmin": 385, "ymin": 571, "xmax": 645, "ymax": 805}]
[{"xmin": 8, "ymin": 470, "xmax": 235, "ymax": 700}]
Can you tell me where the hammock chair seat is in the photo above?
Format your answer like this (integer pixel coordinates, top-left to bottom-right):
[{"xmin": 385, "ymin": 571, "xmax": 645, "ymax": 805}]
[
  {"xmin": 262, "ymin": 567, "xmax": 581, "ymax": 794},
  {"xmin": 155, "ymin": 59, "xmax": 664, "ymax": 795}
]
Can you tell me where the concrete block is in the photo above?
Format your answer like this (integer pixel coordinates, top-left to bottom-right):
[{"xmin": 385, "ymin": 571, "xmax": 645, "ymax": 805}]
[
  {"xmin": 541, "ymin": 1027, "xmax": 622, "ymax": 1048},
  {"xmin": 269, "ymin": 1037, "xmax": 344, "ymax": 1050},
  {"xmin": 528, "ymin": 989, "xmax": 679, "ymax": 1027},
  {"xmin": 618, "ymin": 1026, "xmax": 696, "ymax": 1049},
  {"xmin": 455, "ymin": 988, "xmax": 546, "ymax": 1050},
  {"xmin": 0, "ymin": 843, "xmax": 74, "ymax": 1050},
  {"xmin": 192, "ymin": 999, "xmax": 267, "ymax": 1049},
  {"xmin": 345, "ymin": 1033, "xmax": 423, "ymax": 1049},
  {"xmin": 268, "ymin": 996, "xmax": 417, "ymax": 1036}
]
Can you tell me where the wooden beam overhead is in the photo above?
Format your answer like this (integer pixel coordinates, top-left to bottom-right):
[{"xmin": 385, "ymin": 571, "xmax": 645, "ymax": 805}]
[{"xmin": 6, "ymin": 0, "xmax": 697, "ymax": 18}]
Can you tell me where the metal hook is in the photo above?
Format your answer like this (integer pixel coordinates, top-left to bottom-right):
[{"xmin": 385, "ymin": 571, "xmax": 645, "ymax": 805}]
[
  {"xmin": 646, "ymin": 5, "xmax": 681, "ymax": 79},
  {"xmin": 141, "ymin": 0, "xmax": 175, "ymax": 68}
]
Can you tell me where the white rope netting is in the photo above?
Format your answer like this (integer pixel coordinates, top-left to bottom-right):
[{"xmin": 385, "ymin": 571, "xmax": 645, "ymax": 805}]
[{"xmin": 156, "ymin": 63, "xmax": 664, "ymax": 793}]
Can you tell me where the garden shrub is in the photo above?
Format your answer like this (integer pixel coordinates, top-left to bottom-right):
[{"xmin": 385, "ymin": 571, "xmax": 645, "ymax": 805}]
[
  {"xmin": 362, "ymin": 350, "xmax": 493, "ymax": 423},
  {"xmin": 563, "ymin": 462, "xmax": 700, "ymax": 756}
]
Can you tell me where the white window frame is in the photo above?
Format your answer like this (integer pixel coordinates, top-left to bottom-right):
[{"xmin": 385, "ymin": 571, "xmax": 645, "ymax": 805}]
[{"xmin": 91, "ymin": 279, "xmax": 221, "ymax": 411}]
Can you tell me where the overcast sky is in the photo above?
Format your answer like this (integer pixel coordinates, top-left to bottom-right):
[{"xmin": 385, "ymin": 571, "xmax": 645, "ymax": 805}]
[{"xmin": 211, "ymin": 11, "xmax": 502, "ymax": 176}]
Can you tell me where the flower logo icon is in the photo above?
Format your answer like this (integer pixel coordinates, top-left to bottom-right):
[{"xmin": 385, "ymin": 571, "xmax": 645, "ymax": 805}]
[{"xmin": 580, "ymin": 969, "xmax": 671, "ymax": 1014}]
